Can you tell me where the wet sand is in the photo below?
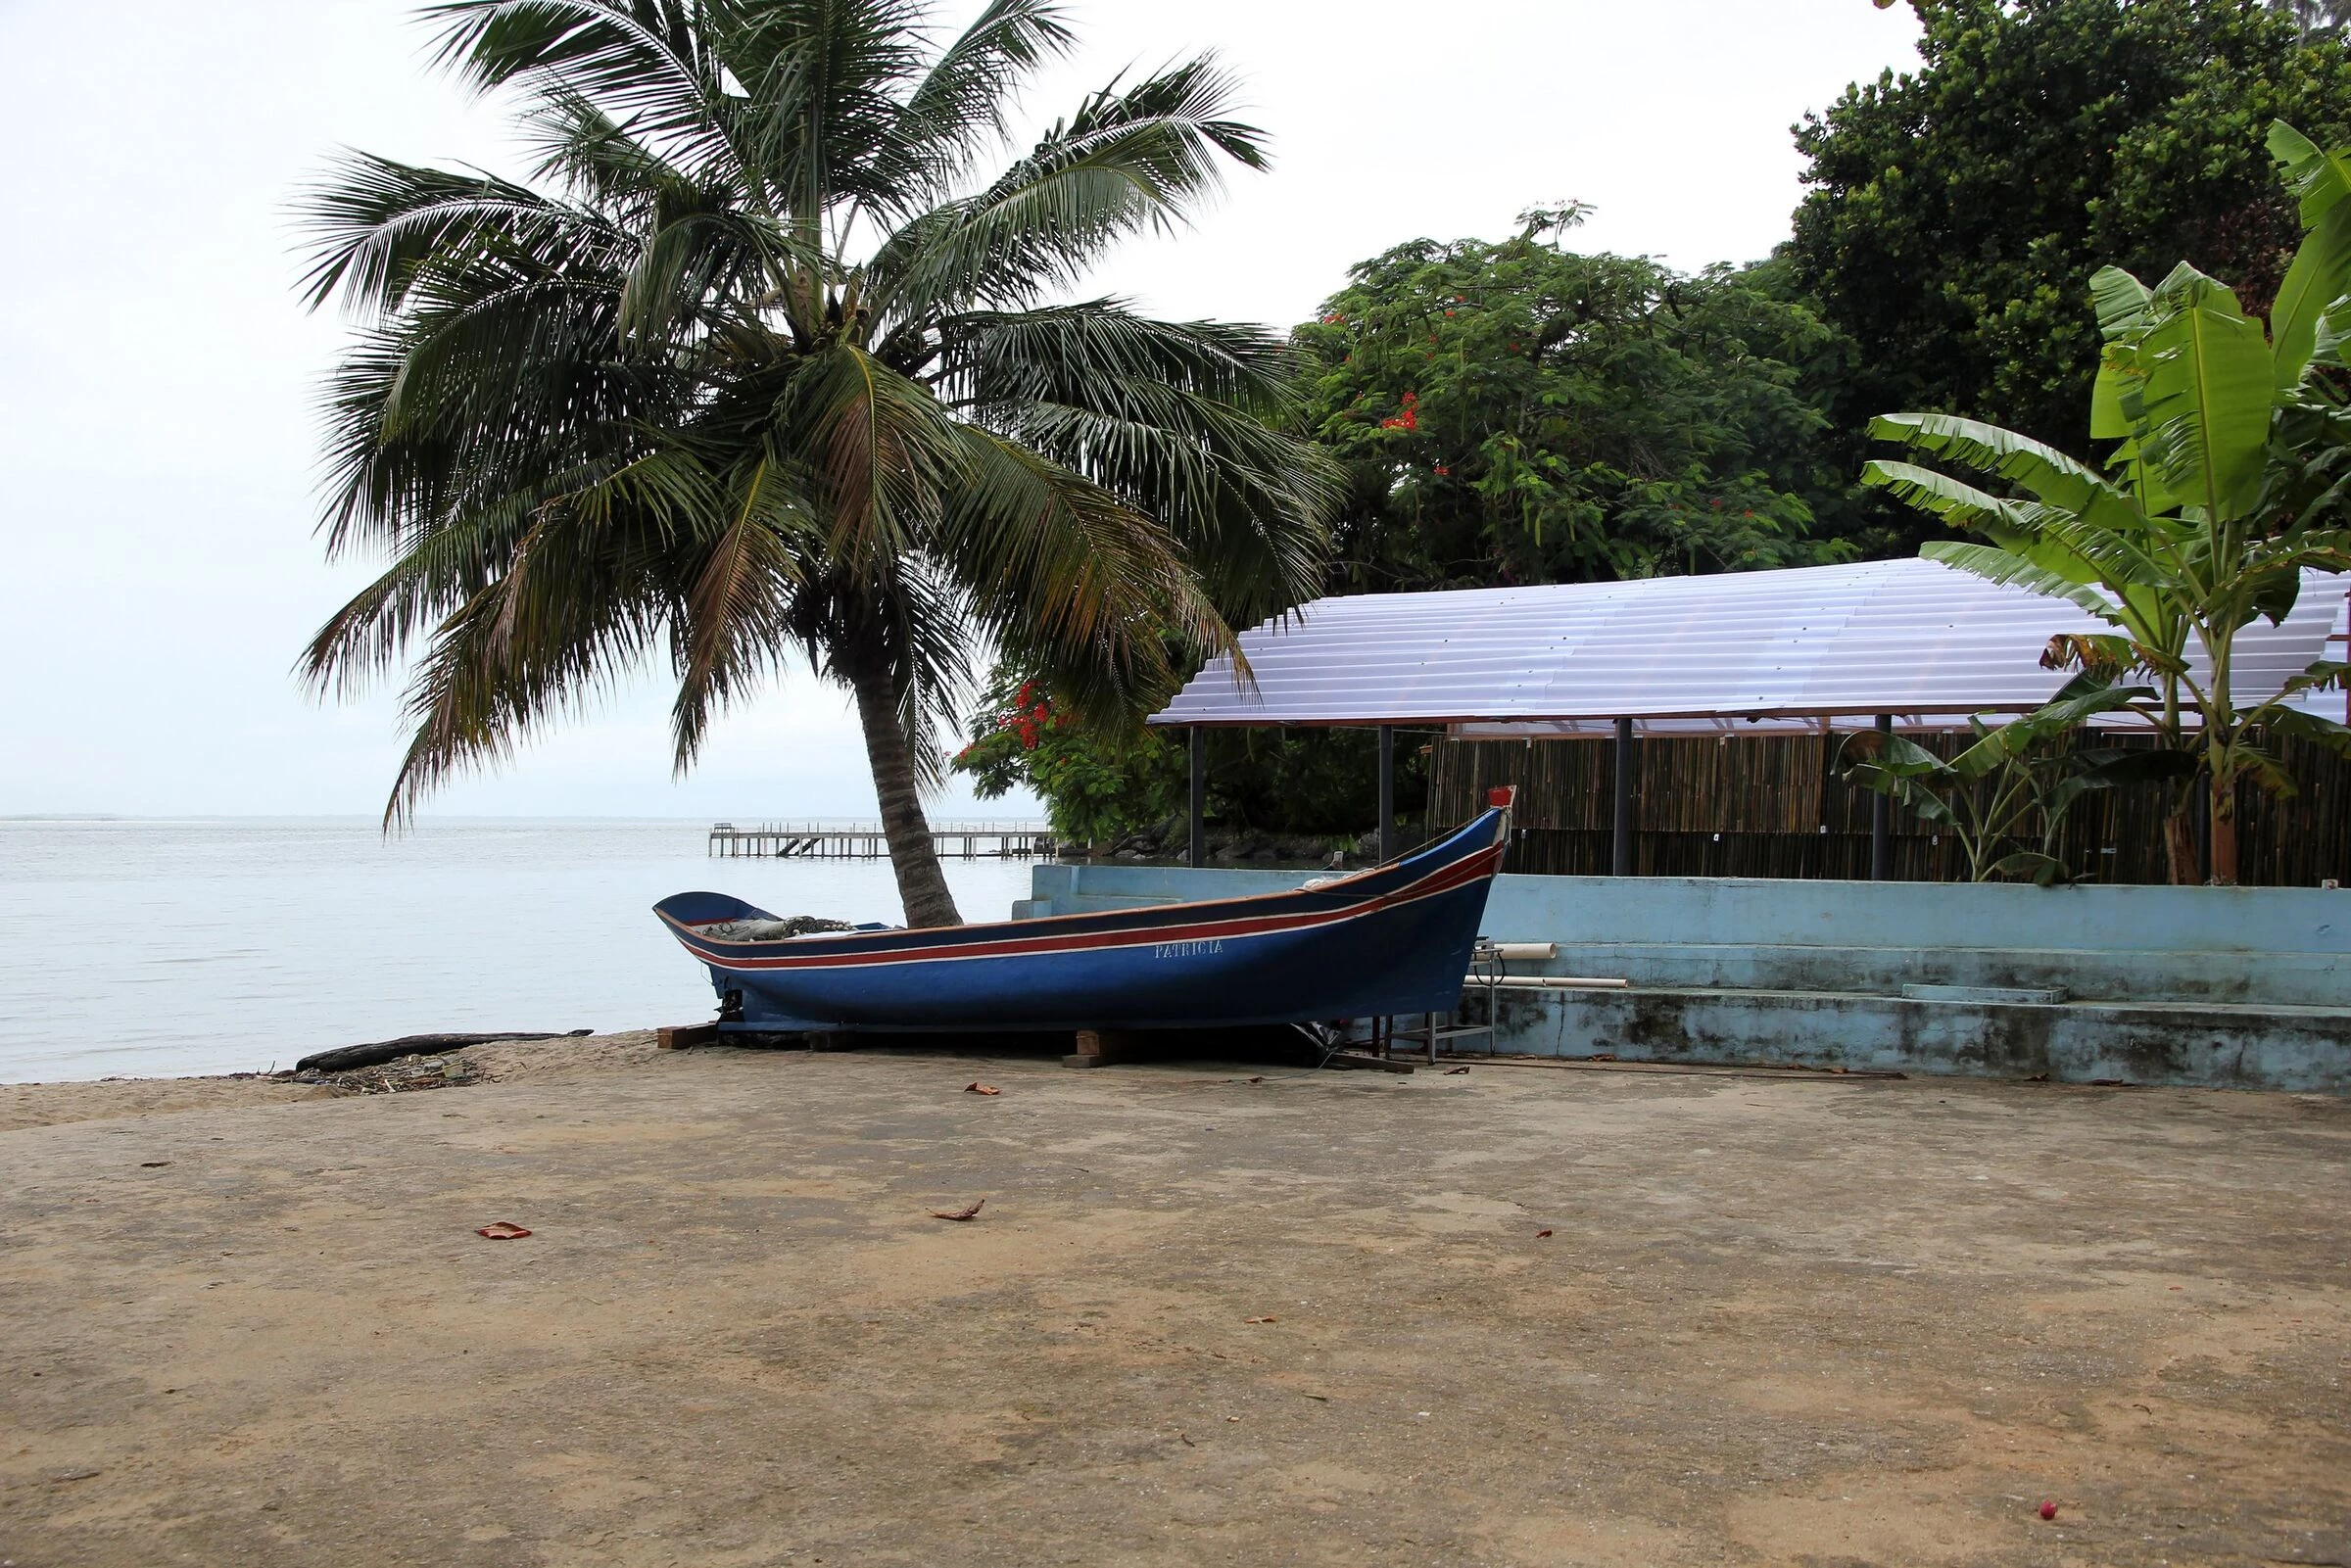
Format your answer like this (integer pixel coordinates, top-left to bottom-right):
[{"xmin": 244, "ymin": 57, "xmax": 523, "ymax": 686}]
[{"xmin": 2, "ymin": 1035, "xmax": 2346, "ymax": 1566}]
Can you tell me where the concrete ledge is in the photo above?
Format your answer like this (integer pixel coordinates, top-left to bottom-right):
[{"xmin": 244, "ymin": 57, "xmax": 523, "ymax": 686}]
[{"xmin": 1486, "ymin": 986, "xmax": 2351, "ymax": 1093}]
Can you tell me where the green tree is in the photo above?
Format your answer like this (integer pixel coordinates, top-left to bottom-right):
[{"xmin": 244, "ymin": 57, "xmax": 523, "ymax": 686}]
[
  {"xmin": 1865, "ymin": 122, "xmax": 2351, "ymax": 884},
  {"xmin": 953, "ymin": 667, "xmax": 1424, "ymax": 847},
  {"xmin": 1798, "ymin": 0, "xmax": 2351, "ymax": 552},
  {"xmin": 297, "ymin": 0, "xmax": 1331, "ymax": 927},
  {"xmin": 1297, "ymin": 207, "xmax": 1855, "ymax": 593}
]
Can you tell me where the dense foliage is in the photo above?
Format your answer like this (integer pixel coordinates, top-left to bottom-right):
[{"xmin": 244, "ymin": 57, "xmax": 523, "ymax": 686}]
[
  {"xmin": 1793, "ymin": 0, "xmax": 2351, "ymax": 551},
  {"xmin": 953, "ymin": 670, "xmax": 1424, "ymax": 844},
  {"xmin": 1296, "ymin": 210, "xmax": 1858, "ymax": 592}
]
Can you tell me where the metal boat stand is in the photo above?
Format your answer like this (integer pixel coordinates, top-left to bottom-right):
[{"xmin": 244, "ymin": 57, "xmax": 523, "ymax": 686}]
[{"xmin": 1376, "ymin": 939, "xmax": 1504, "ymax": 1065}]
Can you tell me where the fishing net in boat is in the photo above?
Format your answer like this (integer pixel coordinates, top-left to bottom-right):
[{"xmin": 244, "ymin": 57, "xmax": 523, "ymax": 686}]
[{"xmin": 700, "ymin": 915, "xmax": 858, "ymax": 941}]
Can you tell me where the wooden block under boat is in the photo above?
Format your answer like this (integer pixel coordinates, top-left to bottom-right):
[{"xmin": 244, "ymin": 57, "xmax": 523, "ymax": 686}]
[
  {"xmin": 1065, "ymin": 1027, "xmax": 1153, "ymax": 1068},
  {"xmin": 657, "ymin": 1022, "xmax": 722, "ymax": 1051}
]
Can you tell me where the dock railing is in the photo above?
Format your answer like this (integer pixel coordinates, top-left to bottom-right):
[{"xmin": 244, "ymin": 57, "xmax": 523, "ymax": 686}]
[{"xmin": 708, "ymin": 820, "xmax": 1057, "ymax": 860}]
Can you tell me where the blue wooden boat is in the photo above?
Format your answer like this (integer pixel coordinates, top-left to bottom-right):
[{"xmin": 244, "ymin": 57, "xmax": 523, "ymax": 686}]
[{"xmin": 653, "ymin": 802, "xmax": 1512, "ymax": 1035}]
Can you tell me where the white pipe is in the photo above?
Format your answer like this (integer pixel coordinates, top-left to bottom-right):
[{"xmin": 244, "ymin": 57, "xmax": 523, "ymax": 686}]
[
  {"xmin": 1491, "ymin": 975, "xmax": 1630, "ymax": 990},
  {"xmin": 1490, "ymin": 942, "xmax": 1559, "ymax": 961}
]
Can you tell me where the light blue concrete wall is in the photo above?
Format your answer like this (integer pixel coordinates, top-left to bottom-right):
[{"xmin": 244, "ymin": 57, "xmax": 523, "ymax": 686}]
[
  {"xmin": 1019, "ymin": 866, "xmax": 2351, "ymax": 1006},
  {"xmin": 1017, "ymin": 865, "xmax": 2351, "ymax": 1089}
]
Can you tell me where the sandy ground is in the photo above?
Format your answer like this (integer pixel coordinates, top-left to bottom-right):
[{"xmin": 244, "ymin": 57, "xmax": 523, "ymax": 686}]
[{"xmin": 1, "ymin": 1034, "xmax": 2346, "ymax": 1568}]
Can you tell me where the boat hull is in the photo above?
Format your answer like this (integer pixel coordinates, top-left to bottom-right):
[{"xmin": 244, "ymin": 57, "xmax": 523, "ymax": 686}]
[{"xmin": 655, "ymin": 810, "xmax": 1509, "ymax": 1033}]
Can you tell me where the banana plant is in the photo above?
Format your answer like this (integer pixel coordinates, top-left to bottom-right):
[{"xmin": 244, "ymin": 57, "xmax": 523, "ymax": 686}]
[
  {"xmin": 1839, "ymin": 675, "xmax": 2195, "ymax": 884},
  {"xmin": 1861, "ymin": 120, "xmax": 2351, "ymax": 883}
]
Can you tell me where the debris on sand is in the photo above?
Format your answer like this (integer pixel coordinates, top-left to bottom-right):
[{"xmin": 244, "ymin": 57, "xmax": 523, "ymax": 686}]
[
  {"xmin": 931, "ymin": 1200, "xmax": 985, "ymax": 1221},
  {"xmin": 294, "ymin": 1029, "xmax": 591, "ymax": 1074},
  {"xmin": 285, "ymin": 1052, "xmax": 485, "ymax": 1097},
  {"xmin": 964, "ymin": 1082, "xmax": 1000, "ymax": 1096},
  {"xmin": 476, "ymin": 1222, "xmax": 532, "ymax": 1240}
]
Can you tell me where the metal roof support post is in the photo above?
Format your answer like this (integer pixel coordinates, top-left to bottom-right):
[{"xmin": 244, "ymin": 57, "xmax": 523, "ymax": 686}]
[
  {"xmin": 1188, "ymin": 728, "xmax": 1206, "ymax": 870},
  {"xmin": 1613, "ymin": 716, "xmax": 1636, "ymax": 877},
  {"xmin": 1378, "ymin": 725, "xmax": 1397, "ymax": 865},
  {"xmin": 1871, "ymin": 713, "xmax": 1893, "ymax": 881}
]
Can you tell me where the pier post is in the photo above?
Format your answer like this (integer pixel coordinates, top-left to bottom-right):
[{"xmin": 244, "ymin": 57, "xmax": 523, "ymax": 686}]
[
  {"xmin": 1188, "ymin": 728, "xmax": 1206, "ymax": 869},
  {"xmin": 1612, "ymin": 716, "xmax": 1636, "ymax": 877}
]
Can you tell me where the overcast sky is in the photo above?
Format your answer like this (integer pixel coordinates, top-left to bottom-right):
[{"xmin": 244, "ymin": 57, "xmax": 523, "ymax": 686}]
[{"xmin": 0, "ymin": 0, "xmax": 1921, "ymax": 820}]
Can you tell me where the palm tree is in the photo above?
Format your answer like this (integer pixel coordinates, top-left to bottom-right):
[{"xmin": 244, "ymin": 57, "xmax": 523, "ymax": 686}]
[{"xmin": 298, "ymin": 0, "xmax": 1332, "ymax": 926}]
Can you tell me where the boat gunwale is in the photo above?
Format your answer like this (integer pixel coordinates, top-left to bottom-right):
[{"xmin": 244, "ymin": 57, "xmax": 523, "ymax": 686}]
[{"xmin": 654, "ymin": 809, "xmax": 1507, "ymax": 958}]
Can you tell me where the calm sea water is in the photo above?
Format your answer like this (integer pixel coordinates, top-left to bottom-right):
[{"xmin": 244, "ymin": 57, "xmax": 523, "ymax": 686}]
[{"xmin": 0, "ymin": 819, "xmax": 1039, "ymax": 1083}]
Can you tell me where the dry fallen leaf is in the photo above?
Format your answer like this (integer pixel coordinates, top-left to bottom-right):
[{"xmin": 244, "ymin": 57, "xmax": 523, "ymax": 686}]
[
  {"xmin": 964, "ymin": 1082, "xmax": 1000, "ymax": 1096},
  {"xmin": 1534, "ymin": 1229, "xmax": 1553, "ymax": 1239},
  {"xmin": 476, "ymin": 1221, "xmax": 532, "ymax": 1240},
  {"xmin": 1443, "ymin": 1066, "xmax": 1469, "ymax": 1075},
  {"xmin": 1248, "ymin": 1075, "xmax": 1265, "ymax": 1083},
  {"xmin": 1244, "ymin": 1315, "xmax": 1277, "ymax": 1324},
  {"xmin": 932, "ymin": 1199, "xmax": 985, "ymax": 1221}
]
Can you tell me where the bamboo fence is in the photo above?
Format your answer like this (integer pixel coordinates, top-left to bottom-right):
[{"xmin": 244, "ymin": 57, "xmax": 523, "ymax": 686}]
[{"xmin": 1426, "ymin": 733, "xmax": 2351, "ymax": 885}]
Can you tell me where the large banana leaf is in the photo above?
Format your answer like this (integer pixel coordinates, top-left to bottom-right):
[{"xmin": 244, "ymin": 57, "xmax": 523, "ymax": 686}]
[
  {"xmin": 2265, "ymin": 124, "xmax": 2351, "ymax": 391},
  {"xmin": 1857, "ymin": 460, "xmax": 2036, "ymax": 536},
  {"xmin": 1919, "ymin": 540, "xmax": 2123, "ymax": 622},
  {"xmin": 1868, "ymin": 412, "xmax": 2145, "ymax": 534},
  {"xmin": 2269, "ymin": 119, "xmax": 2351, "ymax": 228},
  {"xmin": 2132, "ymin": 264, "xmax": 2272, "ymax": 522},
  {"xmin": 2089, "ymin": 265, "xmax": 2151, "ymax": 342}
]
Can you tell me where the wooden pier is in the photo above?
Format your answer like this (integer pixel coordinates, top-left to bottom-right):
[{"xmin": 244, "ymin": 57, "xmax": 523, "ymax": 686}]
[{"xmin": 707, "ymin": 821, "xmax": 1057, "ymax": 860}]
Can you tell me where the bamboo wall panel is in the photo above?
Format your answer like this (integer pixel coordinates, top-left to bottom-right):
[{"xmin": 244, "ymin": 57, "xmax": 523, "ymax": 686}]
[{"xmin": 1428, "ymin": 735, "xmax": 2351, "ymax": 885}]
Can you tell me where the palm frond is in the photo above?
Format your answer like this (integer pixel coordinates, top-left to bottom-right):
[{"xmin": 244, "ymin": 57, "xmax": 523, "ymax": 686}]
[
  {"xmin": 866, "ymin": 56, "xmax": 1267, "ymax": 318},
  {"xmin": 877, "ymin": 0, "xmax": 1075, "ymax": 209}
]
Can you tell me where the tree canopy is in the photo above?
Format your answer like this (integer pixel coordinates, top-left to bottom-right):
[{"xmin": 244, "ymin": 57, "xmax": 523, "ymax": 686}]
[
  {"xmin": 1294, "ymin": 210, "xmax": 1856, "ymax": 592},
  {"xmin": 1792, "ymin": 0, "xmax": 2351, "ymax": 556}
]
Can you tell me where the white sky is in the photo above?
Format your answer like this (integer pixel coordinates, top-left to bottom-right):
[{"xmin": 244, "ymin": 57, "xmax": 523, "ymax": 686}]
[{"xmin": 0, "ymin": 0, "xmax": 1921, "ymax": 820}]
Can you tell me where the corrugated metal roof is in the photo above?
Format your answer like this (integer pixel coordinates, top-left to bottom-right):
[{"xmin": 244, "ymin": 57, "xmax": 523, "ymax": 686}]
[{"xmin": 1147, "ymin": 558, "xmax": 2351, "ymax": 735}]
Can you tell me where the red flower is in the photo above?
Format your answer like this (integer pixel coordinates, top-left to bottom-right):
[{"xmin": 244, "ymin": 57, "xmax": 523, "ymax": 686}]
[{"xmin": 1434, "ymin": 463, "xmax": 1452, "ymax": 476}]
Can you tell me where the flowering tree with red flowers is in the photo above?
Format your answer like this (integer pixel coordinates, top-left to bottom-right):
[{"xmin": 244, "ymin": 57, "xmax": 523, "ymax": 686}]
[
  {"xmin": 1297, "ymin": 205, "xmax": 1858, "ymax": 592},
  {"xmin": 954, "ymin": 672, "xmax": 1185, "ymax": 846}
]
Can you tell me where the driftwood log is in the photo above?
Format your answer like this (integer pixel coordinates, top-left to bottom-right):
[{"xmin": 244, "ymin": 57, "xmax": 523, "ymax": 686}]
[{"xmin": 294, "ymin": 1029, "xmax": 593, "ymax": 1074}]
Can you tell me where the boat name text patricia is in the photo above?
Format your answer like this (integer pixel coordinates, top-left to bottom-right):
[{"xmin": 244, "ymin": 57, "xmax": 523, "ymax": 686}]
[{"xmin": 1153, "ymin": 939, "xmax": 1225, "ymax": 960}]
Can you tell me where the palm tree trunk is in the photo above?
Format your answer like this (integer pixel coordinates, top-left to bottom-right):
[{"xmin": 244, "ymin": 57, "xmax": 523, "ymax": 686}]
[{"xmin": 844, "ymin": 657, "xmax": 964, "ymax": 928}]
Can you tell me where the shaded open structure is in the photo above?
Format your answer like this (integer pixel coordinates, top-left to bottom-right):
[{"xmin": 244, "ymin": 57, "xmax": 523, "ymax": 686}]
[{"xmin": 1149, "ymin": 558, "xmax": 2351, "ymax": 876}]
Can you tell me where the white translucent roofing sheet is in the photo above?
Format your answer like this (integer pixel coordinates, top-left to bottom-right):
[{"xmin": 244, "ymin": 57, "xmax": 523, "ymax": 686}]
[{"xmin": 1147, "ymin": 558, "xmax": 2351, "ymax": 734}]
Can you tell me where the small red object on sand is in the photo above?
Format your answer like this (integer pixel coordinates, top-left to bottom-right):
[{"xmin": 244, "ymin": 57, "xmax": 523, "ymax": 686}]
[
  {"xmin": 932, "ymin": 1200, "xmax": 985, "ymax": 1221},
  {"xmin": 1535, "ymin": 1229, "xmax": 1553, "ymax": 1238},
  {"xmin": 2039, "ymin": 1500, "xmax": 2057, "ymax": 1521},
  {"xmin": 476, "ymin": 1222, "xmax": 532, "ymax": 1240},
  {"xmin": 964, "ymin": 1082, "xmax": 1000, "ymax": 1095}
]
